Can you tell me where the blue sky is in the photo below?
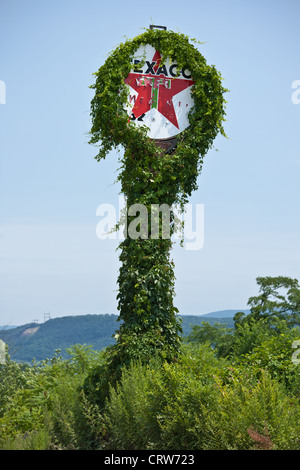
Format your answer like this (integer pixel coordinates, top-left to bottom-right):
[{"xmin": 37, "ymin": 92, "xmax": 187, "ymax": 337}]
[{"xmin": 0, "ymin": 0, "xmax": 300, "ymax": 325}]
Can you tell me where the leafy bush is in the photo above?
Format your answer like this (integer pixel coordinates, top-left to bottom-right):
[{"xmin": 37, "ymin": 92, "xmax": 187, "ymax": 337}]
[
  {"xmin": 0, "ymin": 355, "xmax": 29, "ymax": 418},
  {"xmin": 0, "ymin": 346, "xmax": 105, "ymax": 449},
  {"xmin": 102, "ymin": 344, "xmax": 300, "ymax": 450},
  {"xmin": 238, "ymin": 333, "xmax": 300, "ymax": 392},
  {"xmin": 1, "ymin": 429, "xmax": 51, "ymax": 450}
]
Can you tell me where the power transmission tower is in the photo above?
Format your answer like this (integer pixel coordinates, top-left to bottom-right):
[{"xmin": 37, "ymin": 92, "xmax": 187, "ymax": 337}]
[{"xmin": 44, "ymin": 312, "xmax": 51, "ymax": 322}]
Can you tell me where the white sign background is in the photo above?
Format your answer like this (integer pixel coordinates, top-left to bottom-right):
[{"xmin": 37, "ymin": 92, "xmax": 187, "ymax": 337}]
[{"xmin": 124, "ymin": 44, "xmax": 195, "ymax": 140}]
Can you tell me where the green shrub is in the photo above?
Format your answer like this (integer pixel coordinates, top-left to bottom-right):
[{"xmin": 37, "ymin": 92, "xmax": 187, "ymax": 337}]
[
  {"xmin": 2, "ymin": 337, "xmax": 300, "ymax": 450},
  {"xmin": 104, "ymin": 360, "xmax": 161, "ymax": 449},
  {"xmin": 239, "ymin": 333, "xmax": 300, "ymax": 392},
  {"xmin": 1, "ymin": 429, "xmax": 51, "ymax": 450},
  {"xmin": 102, "ymin": 345, "xmax": 300, "ymax": 450}
]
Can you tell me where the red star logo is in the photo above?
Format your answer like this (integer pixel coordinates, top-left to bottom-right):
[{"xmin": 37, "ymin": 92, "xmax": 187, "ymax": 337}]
[{"xmin": 124, "ymin": 51, "xmax": 195, "ymax": 130}]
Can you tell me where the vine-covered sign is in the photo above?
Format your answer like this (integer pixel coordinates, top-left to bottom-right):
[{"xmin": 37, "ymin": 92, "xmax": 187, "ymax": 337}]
[
  {"xmin": 89, "ymin": 27, "xmax": 228, "ymax": 373},
  {"xmin": 90, "ymin": 27, "xmax": 227, "ymax": 201},
  {"xmin": 124, "ymin": 44, "xmax": 195, "ymax": 141}
]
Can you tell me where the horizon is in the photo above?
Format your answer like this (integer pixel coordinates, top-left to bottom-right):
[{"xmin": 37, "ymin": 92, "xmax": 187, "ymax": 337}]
[{"xmin": 1, "ymin": 308, "xmax": 251, "ymax": 328}]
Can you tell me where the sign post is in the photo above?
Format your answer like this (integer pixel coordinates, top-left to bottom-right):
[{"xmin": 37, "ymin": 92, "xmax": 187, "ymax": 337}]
[{"xmin": 89, "ymin": 26, "xmax": 227, "ymax": 375}]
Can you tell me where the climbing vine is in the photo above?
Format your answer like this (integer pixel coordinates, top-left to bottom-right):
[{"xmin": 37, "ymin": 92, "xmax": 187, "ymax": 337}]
[{"xmin": 89, "ymin": 28, "xmax": 228, "ymax": 372}]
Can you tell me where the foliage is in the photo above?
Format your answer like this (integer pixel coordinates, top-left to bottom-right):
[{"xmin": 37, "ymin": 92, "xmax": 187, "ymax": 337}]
[
  {"xmin": 115, "ymin": 237, "xmax": 183, "ymax": 367},
  {"xmin": 0, "ymin": 353, "xmax": 29, "ymax": 417},
  {"xmin": 2, "ymin": 276, "xmax": 300, "ymax": 450},
  {"xmin": 89, "ymin": 27, "xmax": 227, "ymax": 374},
  {"xmin": 102, "ymin": 345, "xmax": 300, "ymax": 450},
  {"xmin": 0, "ymin": 321, "xmax": 300, "ymax": 449},
  {"xmin": 187, "ymin": 276, "xmax": 300, "ymax": 359},
  {"xmin": 1, "ymin": 429, "xmax": 52, "ymax": 451},
  {"xmin": 186, "ymin": 320, "xmax": 233, "ymax": 357},
  {"xmin": 0, "ymin": 346, "xmax": 105, "ymax": 449},
  {"xmin": 238, "ymin": 328, "xmax": 300, "ymax": 392},
  {"xmin": 246, "ymin": 276, "xmax": 300, "ymax": 325}
]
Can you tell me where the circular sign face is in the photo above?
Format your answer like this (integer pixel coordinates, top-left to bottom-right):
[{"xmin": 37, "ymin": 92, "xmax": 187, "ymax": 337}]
[{"xmin": 124, "ymin": 44, "xmax": 195, "ymax": 140}]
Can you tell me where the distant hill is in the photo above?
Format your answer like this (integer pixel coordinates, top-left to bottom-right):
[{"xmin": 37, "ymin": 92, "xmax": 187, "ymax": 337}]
[
  {"xmin": 180, "ymin": 310, "xmax": 250, "ymax": 336},
  {"xmin": 199, "ymin": 309, "xmax": 250, "ymax": 319},
  {"xmin": 0, "ymin": 325, "xmax": 18, "ymax": 330},
  {"xmin": 0, "ymin": 314, "xmax": 119, "ymax": 363},
  {"xmin": 0, "ymin": 310, "xmax": 250, "ymax": 363}
]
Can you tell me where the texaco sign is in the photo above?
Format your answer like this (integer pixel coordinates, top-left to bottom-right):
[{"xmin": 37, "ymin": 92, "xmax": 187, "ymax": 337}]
[{"xmin": 124, "ymin": 44, "xmax": 195, "ymax": 148}]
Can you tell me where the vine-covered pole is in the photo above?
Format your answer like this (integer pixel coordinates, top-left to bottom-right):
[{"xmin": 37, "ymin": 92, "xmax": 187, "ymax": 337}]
[
  {"xmin": 89, "ymin": 27, "xmax": 227, "ymax": 371},
  {"xmin": 115, "ymin": 143, "xmax": 183, "ymax": 365}
]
